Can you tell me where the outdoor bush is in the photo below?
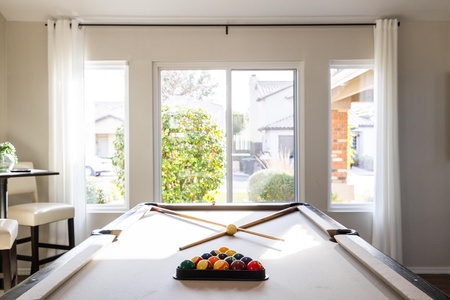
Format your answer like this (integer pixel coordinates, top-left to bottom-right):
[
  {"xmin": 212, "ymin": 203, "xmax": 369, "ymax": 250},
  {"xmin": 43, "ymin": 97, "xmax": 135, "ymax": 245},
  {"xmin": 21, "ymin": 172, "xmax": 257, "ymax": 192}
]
[
  {"xmin": 161, "ymin": 105, "xmax": 225, "ymax": 203},
  {"xmin": 248, "ymin": 169, "xmax": 294, "ymax": 202}
]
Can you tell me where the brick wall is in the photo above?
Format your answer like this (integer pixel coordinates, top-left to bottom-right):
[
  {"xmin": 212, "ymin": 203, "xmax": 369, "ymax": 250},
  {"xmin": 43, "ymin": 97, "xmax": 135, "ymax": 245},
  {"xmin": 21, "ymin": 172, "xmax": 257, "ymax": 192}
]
[{"xmin": 331, "ymin": 110, "xmax": 348, "ymax": 183}]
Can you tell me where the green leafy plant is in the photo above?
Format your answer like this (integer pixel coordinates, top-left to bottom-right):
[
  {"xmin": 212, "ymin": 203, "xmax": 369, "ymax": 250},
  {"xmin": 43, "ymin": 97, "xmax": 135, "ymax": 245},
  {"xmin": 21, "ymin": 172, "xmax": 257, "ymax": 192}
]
[
  {"xmin": 0, "ymin": 141, "xmax": 18, "ymax": 162},
  {"xmin": 248, "ymin": 169, "xmax": 294, "ymax": 202},
  {"xmin": 162, "ymin": 105, "xmax": 225, "ymax": 203},
  {"xmin": 112, "ymin": 125, "xmax": 125, "ymax": 197}
]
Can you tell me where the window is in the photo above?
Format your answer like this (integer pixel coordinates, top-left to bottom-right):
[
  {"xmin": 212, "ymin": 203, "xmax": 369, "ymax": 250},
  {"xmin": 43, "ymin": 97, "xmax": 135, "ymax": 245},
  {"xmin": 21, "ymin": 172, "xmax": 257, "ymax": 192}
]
[
  {"xmin": 155, "ymin": 64, "xmax": 299, "ymax": 203},
  {"xmin": 84, "ymin": 61, "xmax": 128, "ymax": 210},
  {"xmin": 329, "ymin": 60, "xmax": 375, "ymax": 211}
]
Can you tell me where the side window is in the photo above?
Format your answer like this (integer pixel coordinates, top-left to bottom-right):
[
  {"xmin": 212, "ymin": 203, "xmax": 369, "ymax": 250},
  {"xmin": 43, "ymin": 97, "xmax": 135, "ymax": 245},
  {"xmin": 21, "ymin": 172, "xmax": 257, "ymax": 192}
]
[
  {"xmin": 329, "ymin": 61, "xmax": 375, "ymax": 211},
  {"xmin": 156, "ymin": 66, "xmax": 298, "ymax": 204},
  {"xmin": 84, "ymin": 61, "xmax": 128, "ymax": 208}
]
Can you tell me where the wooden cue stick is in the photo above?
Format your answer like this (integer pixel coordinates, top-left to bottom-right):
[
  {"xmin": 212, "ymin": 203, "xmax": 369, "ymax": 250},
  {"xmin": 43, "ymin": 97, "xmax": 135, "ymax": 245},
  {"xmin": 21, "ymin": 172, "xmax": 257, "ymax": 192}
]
[
  {"xmin": 151, "ymin": 205, "xmax": 226, "ymax": 228},
  {"xmin": 238, "ymin": 205, "xmax": 300, "ymax": 229},
  {"xmin": 237, "ymin": 227, "xmax": 284, "ymax": 241},
  {"xmin": 179, "ymin": 232, "xmax": 227, "ymax": 250}
]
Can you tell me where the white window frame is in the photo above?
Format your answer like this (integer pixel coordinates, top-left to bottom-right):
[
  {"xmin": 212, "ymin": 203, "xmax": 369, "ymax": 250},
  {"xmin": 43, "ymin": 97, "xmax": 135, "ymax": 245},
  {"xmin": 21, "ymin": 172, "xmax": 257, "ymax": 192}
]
[
  {"xmin": 85, "ymin": 61, "xmax": 130, "ymax": 213},
  {"xmin": 328, "ymin": 59, "xmax": 375, "ymax": 213},
  {"xmin": 153, "ymin": 61, "xmax": 305, "ymax": 204}
]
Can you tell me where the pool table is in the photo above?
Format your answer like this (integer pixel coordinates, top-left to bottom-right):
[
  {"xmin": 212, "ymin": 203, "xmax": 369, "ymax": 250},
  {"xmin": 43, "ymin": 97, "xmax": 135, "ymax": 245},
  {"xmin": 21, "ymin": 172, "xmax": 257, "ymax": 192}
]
[{"xmin": 2, "ymin": 202, "xmax": 447, "ymax": 299}]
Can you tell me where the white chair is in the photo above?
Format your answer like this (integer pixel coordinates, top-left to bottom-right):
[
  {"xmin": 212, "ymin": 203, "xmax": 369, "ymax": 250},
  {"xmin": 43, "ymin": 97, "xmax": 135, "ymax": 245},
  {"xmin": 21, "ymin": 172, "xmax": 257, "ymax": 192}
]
[
  {"xmin": 7, "ymin": 162, "xmax": 75, "ymax": 275},
  {"xmin": 0, "ymin": 219, "xmax": 18, "ymax": 291}
]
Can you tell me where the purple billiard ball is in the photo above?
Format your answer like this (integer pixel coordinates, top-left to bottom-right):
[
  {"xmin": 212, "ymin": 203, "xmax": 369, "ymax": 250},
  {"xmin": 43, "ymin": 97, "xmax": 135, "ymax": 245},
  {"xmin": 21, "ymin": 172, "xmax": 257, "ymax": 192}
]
[{"xmin": 240, "ymin": 256, "xmax": 253, "ymax": 266}]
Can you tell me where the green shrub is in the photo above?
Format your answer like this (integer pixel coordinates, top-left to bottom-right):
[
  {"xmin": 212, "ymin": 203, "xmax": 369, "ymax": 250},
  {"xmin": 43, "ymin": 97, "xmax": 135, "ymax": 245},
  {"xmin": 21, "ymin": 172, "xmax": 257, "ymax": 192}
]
[
  {"xmin": 248, "ymin": 169, "xmax": 294, "ymax": 202},
  {"xmin": 161, "ymin": 105, "xmax": 225, "ymax": 203}
]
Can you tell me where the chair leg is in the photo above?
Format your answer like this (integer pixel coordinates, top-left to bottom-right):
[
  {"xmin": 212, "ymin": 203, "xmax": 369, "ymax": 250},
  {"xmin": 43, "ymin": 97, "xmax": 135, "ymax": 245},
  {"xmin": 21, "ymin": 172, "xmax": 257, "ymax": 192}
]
[
  {"xmin": 30, "ymin": 226, "xmax": 40, "ymax": 274},
  {"xmin": 68, "ymin": 218, "xmax": 75, "ymax": 249},
  {"xmin": 1, "ymin": 242, "xmax": 17, "ymax": 291}
]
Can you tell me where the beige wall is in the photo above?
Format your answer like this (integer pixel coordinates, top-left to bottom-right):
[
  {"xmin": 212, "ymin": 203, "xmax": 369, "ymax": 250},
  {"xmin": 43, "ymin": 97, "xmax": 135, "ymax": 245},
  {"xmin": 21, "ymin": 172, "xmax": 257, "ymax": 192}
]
[
  {"xmin": 4, "ymin": 20, "xmax": 450, "ymax": 272},
  {"xmin": 0, "ymin": 13, "xmax": 6, "ymax": 141}
]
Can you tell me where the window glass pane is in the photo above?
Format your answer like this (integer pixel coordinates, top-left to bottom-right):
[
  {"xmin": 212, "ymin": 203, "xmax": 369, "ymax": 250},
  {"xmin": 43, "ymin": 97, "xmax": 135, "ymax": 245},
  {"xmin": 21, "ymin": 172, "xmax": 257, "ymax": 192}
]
[
  {"xmin": 85, "ymin": 63, "xmax": 127, "ymax": 205},
  {"xmin": 330, "ymin": 66, "xmax": 375, "ymax": 204},
  {"xmin": 159, "ymin": 68, "xmax": 296, "ymax": 204},
  {"xmin": 231, "ymin": 70, "xmax": 295, "ymax": 203}
]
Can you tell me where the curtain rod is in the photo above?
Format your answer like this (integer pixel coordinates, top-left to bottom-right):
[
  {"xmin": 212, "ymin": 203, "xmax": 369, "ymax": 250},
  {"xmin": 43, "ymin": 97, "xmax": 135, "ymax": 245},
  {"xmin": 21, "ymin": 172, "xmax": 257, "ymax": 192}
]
[{"xmin": 77, "ymin": 22, "xmax": 378, "ymax": 34}]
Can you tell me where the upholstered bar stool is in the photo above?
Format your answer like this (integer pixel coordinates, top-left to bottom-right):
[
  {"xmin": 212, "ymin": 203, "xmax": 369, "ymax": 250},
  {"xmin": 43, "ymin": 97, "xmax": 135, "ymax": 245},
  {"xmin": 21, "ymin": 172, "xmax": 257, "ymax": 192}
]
[
  {"xmin": 7, "ymin": 162, "xmax": 75, "ymax": 275},
  {"xmin": 0, "ymin": 219, "xmax": 18, "ymax": 291}
]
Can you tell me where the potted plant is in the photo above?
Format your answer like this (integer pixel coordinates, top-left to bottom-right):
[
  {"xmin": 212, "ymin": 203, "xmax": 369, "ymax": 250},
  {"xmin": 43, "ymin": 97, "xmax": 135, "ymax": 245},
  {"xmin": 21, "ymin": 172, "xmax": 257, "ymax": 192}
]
[{"xmin": 0, "ymin": 141, "xmax": 18, "ymax": 172}]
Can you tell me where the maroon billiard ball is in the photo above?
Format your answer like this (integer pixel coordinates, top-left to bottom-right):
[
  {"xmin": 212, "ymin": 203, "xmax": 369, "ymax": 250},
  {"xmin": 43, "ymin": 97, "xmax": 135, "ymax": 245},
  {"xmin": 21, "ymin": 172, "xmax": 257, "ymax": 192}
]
[{"xmin": 230, "ymin": 260, "xmax": 246, "ymax": 270}]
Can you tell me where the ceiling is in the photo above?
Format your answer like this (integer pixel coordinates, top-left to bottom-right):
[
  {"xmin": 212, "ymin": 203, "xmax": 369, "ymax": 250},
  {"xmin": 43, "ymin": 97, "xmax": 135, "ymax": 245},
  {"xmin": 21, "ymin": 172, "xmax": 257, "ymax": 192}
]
[{"xmin": 0, "ymin": 0, "xmax": 450, "ymax": 24}]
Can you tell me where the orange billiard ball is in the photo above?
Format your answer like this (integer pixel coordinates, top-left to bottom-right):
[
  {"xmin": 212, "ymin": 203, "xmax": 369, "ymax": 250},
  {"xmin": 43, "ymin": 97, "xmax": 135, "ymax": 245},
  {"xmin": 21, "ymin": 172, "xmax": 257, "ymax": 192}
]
[{"xmin": 213, "ymin": 260, "xmax": 229, "ymax": 270}]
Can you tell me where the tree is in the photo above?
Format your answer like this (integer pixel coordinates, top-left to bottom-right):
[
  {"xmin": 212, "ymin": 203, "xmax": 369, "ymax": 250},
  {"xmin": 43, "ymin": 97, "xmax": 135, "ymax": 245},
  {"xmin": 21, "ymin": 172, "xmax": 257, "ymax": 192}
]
[
  {"xmin": 162, "ymin": 105, "xmax": 225, "ymax": 203},
  {"xmin": 112, "ymin": 125, "xmax": 125, "ymax": 197},
  {"xmin": 161, "ymin": 70, "xmax": 219, "ymax": 102}
]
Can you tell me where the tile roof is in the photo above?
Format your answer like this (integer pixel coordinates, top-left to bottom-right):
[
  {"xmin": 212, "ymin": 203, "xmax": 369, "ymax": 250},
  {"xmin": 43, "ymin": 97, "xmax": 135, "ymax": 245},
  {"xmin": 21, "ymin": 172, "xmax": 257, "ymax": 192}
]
[{"xmin": 255, "ymin": 80, "xmax": 293, "ymax": 101}]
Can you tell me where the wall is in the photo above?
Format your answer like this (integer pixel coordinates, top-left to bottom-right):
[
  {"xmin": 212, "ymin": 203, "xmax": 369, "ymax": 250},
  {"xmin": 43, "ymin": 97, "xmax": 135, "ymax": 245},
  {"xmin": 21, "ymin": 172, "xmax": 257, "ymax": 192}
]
[
  {"xmin": 0, "ymin": 13, "xmax": 6, "ymax": 141},
  {"xmin": 398, "ymin": 21, "xmax": 450, "ymax": 272},
  {"xmin": 4, "ymin": 21, "xmax": 450, "ymax": 272}
]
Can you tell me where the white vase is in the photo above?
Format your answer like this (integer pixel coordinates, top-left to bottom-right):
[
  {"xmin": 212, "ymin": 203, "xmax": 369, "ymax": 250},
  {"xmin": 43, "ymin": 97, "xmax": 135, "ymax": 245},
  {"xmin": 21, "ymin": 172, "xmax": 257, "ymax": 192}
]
[{"xmin": 0, "ymin": 153, "xmax": 15, "ymax": 172}]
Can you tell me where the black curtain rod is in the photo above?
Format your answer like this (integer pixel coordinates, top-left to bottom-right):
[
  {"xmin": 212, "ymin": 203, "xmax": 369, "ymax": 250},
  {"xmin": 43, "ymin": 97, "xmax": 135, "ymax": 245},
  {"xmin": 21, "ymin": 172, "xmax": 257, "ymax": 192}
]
[{"xmin": 78, "ymin": 22, "xmax": 377, "ymax": 34}]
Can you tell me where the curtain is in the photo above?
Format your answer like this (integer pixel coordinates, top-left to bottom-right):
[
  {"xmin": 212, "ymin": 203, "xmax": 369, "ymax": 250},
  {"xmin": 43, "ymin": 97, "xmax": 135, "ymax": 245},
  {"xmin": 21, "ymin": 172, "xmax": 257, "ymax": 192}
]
[
  {"xmin": 372, "ymin": 19, "xmax": 402, "ymax": 262},
  {"xmin": 47, "ymin": 20, "xmax": 86, "ymax": 245}
]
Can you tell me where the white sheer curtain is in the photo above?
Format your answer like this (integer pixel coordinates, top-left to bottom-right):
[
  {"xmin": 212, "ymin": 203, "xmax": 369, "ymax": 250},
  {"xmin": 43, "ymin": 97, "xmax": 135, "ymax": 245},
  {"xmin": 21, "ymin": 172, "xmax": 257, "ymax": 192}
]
[
  {"xmin": 47, "ymin": 19, "xmax": 86, "ymax": 245},
  {"xmin": 372, "ymin": 19, "xmax": 402, "ymax": 262}
]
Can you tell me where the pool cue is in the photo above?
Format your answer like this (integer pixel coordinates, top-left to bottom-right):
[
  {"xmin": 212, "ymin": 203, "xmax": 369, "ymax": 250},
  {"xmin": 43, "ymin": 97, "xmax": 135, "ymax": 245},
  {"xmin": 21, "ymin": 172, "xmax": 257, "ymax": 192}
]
[
  {"xmin": 238, "ymin": 205, "xmax": 300, "ymax": 229},
  {"xmin": 151, "ymin": 205, "xmax": 226, "ymax": 227},
  {"xmin": 237, "ymin": 227, "xmax": 284, "ymax": 241},
  {"xmin": 179, "ymin": 232, "xmax": 227, "ymax": 250},
  {"xmin": 152, "ymin": 205, "xmax": 284, "ymax": 241}
]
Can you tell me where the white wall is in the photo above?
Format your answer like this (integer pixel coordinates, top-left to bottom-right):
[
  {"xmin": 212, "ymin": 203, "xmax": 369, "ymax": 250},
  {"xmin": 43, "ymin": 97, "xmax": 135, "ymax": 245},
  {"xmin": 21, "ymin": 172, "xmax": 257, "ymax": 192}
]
[{"xmin": 5, "ymin": 21, "xmax": 450, "ymax": 272}]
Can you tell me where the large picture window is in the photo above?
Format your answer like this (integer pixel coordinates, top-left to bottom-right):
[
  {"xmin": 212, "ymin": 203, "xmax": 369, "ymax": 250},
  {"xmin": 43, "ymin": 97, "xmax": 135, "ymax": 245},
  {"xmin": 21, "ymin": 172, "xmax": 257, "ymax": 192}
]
[{"xmin": 155, "ymin": 64, "xmax": 299, "ymax": 203}]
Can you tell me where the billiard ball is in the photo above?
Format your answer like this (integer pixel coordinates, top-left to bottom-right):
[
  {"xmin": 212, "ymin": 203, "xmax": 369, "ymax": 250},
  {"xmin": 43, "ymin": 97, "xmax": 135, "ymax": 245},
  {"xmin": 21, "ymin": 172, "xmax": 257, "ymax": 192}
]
[
  {"xmin": 208, "ymin": 256, "xmax": 220, "ymax": 265},
  {"xmin": 201, "ymin": 252, "xmax": 212, "ymax": 260},
  {"xmin": 225, "ymin": 249, "xmax": 236, "ymax": 256},
  {"xmin": 218, "ymin": 246, "xmax": 229, "ymax": 253},
  {"xmin": 230, "ymin": 260, "xmax": 246, "ymax": 270},
  {"xmin": 191, "ymin": 256, "xmax": 203, "ymax": 266},
  {"xmin": 179, "ymin": 260, "xmax": 195, "ymax": 270},
  {"xmin": 247, "ymin": 260, "xmax": 264, "ymax": 271},
  {"xmin": 240, "ymin": 256, "xmax": 253, "ymax": 266},
  {"xmin": 224, "ymin": 256, "xmax": 236, "ymax": 265},
  {"xmin": 196, "ymin": 260, "xmax": 212, "ymax": 270},
  {"xmin": 210, "ymin": 249, "xmax": 220, "ymax": 256},
  {"xmin": 217, "ymin": 253, "xmax": 228, "ymax": 260},
  {"xmin": 233, "ymin": 253, "xmax": 244, "ymax": 260},
  {"xmin": 213, "ymin": 260, "xmax": 229, "ymax": 270},
  {"xmin": 226, "ymin": 224, "xmax": 237, "ymax": 235}
]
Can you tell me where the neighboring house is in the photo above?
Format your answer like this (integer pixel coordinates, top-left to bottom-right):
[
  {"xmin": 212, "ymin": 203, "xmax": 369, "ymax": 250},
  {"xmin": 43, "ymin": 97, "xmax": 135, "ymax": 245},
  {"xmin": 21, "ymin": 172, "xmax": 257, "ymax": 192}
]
[
  {"xmin": 91, "ymin": 102, "xmax": 124, "ymax": 158},
  {"xmin": 248, "ymin": 75, "xmax": 294, "ymax": 159}
]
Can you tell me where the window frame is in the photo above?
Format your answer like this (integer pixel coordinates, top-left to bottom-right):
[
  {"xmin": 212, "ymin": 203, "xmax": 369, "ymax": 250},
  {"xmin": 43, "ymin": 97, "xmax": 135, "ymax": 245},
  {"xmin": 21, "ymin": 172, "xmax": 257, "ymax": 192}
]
[
  {"xmin": 85, "ymin": 60, "xmax": 130, "ymax": 213},
  {"xmin": 328, "ymin": 59, "xmax": 375, "ymax": 213},
  {"xmin": 153, "ymin": 61, "xmax": 305, "ymax": 204}
]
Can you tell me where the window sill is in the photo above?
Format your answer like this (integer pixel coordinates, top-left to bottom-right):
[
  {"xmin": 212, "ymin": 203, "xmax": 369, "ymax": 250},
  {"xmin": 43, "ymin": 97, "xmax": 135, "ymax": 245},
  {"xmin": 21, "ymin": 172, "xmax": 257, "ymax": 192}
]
[
  {"xmin": 328, "ymin": 202, "xmax": 374, "ymax": 213},
  {"xmin": 87, "ymin": 204, "xmax": 129, "ymax": 214}
]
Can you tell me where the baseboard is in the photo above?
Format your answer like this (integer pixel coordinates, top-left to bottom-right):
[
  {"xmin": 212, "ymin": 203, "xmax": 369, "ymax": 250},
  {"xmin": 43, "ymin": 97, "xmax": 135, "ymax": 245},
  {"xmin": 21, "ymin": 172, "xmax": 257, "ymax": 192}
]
[{"xmin": 408, "ymin": 266, "xmax": 450, "ymax": 274}]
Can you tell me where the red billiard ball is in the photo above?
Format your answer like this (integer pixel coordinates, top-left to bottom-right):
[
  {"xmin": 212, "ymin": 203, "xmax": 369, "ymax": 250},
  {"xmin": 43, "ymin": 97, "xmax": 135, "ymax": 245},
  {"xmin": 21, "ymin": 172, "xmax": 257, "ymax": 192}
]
[
  {"xmin": 191, "ymin": 256, "xmax": 203, "ymax": 266},
  {"xmin": 230, "ymin": 260, "xmax": 246, "ymax": 270},
  {"xmin": 247, "ymin": 260, "xmax": 264, "ymax": 271}
]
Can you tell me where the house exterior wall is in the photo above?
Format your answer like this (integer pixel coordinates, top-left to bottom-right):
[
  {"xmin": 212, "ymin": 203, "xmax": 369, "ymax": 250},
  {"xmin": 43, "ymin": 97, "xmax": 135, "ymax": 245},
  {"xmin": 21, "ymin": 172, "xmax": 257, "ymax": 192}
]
[{"xmin": 4, "ymin": 20, "xmax": 450, "ymax": 272}]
